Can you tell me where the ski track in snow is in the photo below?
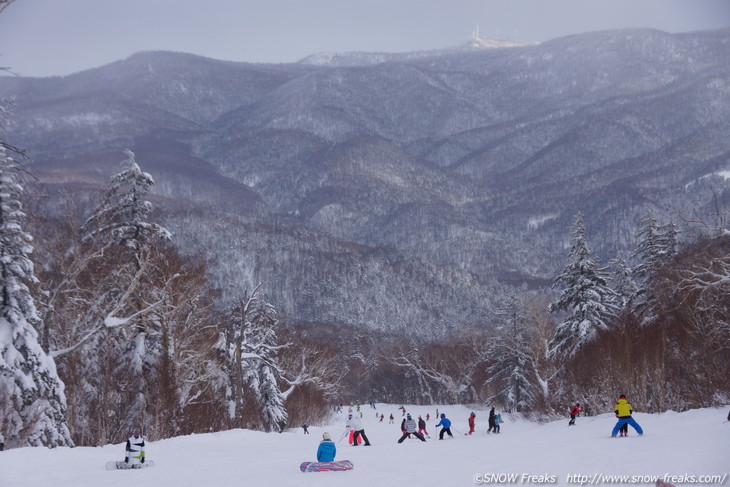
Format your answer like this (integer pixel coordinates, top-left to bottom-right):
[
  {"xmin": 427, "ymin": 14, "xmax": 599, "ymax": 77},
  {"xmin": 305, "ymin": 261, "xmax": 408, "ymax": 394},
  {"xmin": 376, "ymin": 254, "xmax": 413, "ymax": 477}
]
[{"xmin": 0, "ymin": 404, "xmax": 728, "ymax": 487}]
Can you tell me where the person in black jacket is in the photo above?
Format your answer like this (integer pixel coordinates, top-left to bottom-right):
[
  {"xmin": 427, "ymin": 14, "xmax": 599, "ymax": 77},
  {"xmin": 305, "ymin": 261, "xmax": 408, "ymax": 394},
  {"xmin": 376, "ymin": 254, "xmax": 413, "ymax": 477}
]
[{"xmin": 487, "ymin": 406, "xmax": 497, "ymax": 433}]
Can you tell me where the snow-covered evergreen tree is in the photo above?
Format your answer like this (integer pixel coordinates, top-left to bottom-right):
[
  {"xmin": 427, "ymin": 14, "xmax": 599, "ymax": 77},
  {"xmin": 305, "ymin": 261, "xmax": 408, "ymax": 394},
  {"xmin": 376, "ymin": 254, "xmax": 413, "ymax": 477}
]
[
  {"xmin": 486, "ymin": 293, "xmax": 543, "ymax": 412},
  {"xmin": 609, "ymin": 257, "xmax": 639, "ymax": 310},
  {"xmin": 82, "ymin": 149, "xmax": 172, "ymax": 250},
  {"xmin": 79, "ymin": 150, "xmax": 172, "ymax": 438},
  {"xmin": 244, "ymin": 298, "xmax": 288, "ymax": 432},
  {"xmin": 217, "ymin": 285, "xmax": 287, "ymax": 432},
  {"xmin": 0, "ymin": 147, "xmax": 72, "ymax": 447},
  {"xmin": 548, "ymin": 212, "xmax": 617, "ymax": 360},
  {"xmin": 631, "ymin": 214, "xmax": 679, "ymax": 325},
  {"xmin": 486, "ymin": 331, "xmax": 537, "ymax": 412}
]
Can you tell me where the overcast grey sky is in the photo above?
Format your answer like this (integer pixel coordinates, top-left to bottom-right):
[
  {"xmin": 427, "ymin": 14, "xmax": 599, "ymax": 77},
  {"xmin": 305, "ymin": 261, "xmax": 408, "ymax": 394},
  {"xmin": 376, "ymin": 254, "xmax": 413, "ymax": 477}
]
[{"xmin": 2, "ymin": 0, "xmax": 730, "ymax": 77}]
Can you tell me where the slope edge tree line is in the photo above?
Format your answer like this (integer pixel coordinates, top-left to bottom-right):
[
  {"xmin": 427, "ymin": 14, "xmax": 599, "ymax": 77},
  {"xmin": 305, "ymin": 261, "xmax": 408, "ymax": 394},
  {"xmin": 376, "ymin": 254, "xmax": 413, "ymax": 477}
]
[{"xmin": 1, "ymin": 139, "xmax": 727, "ymax": 449}]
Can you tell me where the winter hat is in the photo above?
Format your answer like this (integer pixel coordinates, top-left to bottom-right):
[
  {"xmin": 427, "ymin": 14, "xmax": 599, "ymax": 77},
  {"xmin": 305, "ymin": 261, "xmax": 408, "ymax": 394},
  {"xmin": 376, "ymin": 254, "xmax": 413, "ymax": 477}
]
[
  {"xmin": 470, "ymin": 412, "xmax": 476, "ymax": 417},
  {"xmin": 406, "ymin": 413, "xmax": 412, "ymax": 419},
  {"xmin": 619, "ymin": 394, "xmax": 627, "ymax": 400},
  {"xmin": 322, "ymin": 432, "xmax": 331, "ymax": 440}
]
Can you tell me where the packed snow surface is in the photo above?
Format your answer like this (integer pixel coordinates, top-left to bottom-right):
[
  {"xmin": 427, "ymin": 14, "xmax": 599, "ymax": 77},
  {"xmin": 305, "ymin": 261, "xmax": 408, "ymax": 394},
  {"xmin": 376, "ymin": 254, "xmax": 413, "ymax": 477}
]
[{"xmin": 1, "ymin": 404, "xmax": 728, "ymax": 487}]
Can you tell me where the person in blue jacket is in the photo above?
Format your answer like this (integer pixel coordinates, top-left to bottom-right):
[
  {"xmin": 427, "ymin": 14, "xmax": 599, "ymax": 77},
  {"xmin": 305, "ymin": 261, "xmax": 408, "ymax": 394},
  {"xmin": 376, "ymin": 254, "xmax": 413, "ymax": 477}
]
[
  {"xmin": 317, "ymin": 432, "xmax": 336, "ymax": 462},
  {"xmin": 435, "ymin": 413, "xmax": 454, "ymax": 440}
]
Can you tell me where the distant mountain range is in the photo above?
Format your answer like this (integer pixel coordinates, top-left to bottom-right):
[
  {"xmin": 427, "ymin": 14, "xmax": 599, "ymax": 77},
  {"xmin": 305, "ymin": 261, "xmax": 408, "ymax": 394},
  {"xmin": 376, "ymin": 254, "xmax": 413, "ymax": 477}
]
[{"xmin": 1, "ymin": 28, "xmax": 729, "ymax": 337}]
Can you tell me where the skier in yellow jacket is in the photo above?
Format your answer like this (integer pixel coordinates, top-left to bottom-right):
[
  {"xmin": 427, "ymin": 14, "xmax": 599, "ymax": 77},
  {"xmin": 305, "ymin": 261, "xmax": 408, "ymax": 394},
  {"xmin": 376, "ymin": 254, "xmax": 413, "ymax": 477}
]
[{"xmin": 611, "ymin": 394, "xmax": 643, "ymax": 437}]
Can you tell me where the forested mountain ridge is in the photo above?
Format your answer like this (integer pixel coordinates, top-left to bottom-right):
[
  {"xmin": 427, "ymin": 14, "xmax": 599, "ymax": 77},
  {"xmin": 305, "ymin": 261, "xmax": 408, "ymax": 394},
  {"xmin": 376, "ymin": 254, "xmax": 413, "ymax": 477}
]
[{"xmin": 1, "ymin": 28, "xmax": 729, "ymax": 336}]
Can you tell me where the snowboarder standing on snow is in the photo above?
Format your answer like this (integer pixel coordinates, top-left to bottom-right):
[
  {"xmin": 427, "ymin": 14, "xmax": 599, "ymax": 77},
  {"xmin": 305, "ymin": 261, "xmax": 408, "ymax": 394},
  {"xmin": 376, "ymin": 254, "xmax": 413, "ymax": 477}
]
[
  {"xmin": 487, "ymin": 406, "xmax": 497, "ymax": 433},
  {"xmin": 417, "ymin": 415, "xmax": 429, "ymax": 438},
  {"xmin": 467, "ymin": 412, "xmax": 476, "ymax": 435},
  {"xmin": 124, "ymin": 431, "xmax": 146, "ymax": 468},
  {"xmin": 302, "ymin": 424, "xmax": 310, "ymax": 434},
  {"xmin": 317, "ymin": 432, "xmax": 336, "ymax": 462},
  {"xmin": 346, "ymin": 413, "xmax": 371, "ymax": 446},
  {"xmin": 436, "ymin": 413, "xmax": 454, "ymax": 440},
  {"xmin": 398, "ymin": 413, "xmax": 427, "ymax": 443},
  {"xmin": 611, "ymin": 394, "xmax": 644, "ymax": 437},
  {"xmin": 569, "ymin": 403, "xmax": 583, "ymax": 426}
]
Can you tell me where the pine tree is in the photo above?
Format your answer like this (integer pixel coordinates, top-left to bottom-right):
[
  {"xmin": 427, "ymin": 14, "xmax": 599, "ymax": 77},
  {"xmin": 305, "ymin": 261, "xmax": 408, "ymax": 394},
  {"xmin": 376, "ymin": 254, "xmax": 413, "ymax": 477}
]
[
  {"xmin": 217, "ymin": 285, "xmax": 288, "ymax": 432},
  {"xmin": 486, "ymin": 293, "xmax": 543, "ymax": 412},
  {"xmin": 80, "ymin": 149, "xmax": 172, "ymax": 438},
  {"xmin": 631, "ymin": 214, "xmax": 679, "ymax": 325},
  {"xmin": 609, "ymin": 258, "xmax": 639, "ymax": 309},
  {"xmin": 0, "ymin": 147, "xmax": 72, "ymax": 447},
  {"xmin": 82, "ymin": 149, "xmax": 172, "ymax": 250},
  {"xmin": 245, "ymin": 298, "xmax": 288, "ymax": 432},
  {"xmin": 548, "ymin": 212, "xmax": 617, "ymax": 360}
]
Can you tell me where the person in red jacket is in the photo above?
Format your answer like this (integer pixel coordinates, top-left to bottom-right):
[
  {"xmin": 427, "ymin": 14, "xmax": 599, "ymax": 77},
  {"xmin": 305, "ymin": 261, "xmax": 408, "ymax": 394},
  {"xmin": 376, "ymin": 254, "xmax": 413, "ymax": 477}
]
[
  {"xmin": 467, "ymin": 412, "xmax": 476, "ymax": 434},
  {"xmin": 568, "ymin": 403, "xmax": 583, "ymax": 426}
]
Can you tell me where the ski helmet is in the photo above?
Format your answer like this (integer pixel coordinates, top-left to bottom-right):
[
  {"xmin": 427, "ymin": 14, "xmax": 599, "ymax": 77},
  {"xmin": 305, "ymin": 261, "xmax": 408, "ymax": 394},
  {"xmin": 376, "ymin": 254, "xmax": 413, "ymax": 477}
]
[{"xmin": 440, "ymin": 413, "xmax": 445, "ymax": 418}]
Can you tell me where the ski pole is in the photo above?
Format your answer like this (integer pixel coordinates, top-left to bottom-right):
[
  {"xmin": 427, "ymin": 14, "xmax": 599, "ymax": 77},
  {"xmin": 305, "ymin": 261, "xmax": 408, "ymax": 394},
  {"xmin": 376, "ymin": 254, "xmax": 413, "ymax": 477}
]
[{"xmin": 337, "ymin": 429, "xmax": 349, "ymax": 444}]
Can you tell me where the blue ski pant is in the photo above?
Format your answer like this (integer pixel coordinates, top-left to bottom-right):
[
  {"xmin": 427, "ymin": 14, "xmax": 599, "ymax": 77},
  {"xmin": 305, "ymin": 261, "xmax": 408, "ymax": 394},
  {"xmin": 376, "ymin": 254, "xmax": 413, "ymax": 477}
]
[{"xmin": 611, "ymin": 417, "xmax": 643, "ymax": 436}]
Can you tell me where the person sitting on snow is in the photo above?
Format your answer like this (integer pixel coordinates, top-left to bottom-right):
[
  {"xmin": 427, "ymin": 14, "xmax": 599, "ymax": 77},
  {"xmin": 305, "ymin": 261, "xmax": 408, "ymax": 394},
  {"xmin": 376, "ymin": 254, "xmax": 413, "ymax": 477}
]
[
  {"xmin": 317, "ymin": 432, "xmax": 336, "ymax": 462},
  {"xmin": 124, "ymin": 430, "xmax": 146, "ymax": 468}
]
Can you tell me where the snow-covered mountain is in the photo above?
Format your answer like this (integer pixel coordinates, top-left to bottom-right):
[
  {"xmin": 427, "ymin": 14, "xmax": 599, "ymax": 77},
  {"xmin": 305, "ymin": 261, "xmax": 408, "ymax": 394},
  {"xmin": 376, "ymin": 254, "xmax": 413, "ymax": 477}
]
[
  {"xmin": 298, "ymin": 34, "xmax": 537, "ymax": 66},
  {"xmin": 1, "ymin": 28, "xmax": 729, "ymax": 336}
]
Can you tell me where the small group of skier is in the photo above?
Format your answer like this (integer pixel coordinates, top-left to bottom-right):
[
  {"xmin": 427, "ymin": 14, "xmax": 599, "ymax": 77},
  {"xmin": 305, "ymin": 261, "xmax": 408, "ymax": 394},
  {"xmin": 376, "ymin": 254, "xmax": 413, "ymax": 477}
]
[
  {"xmin": 398, "ymin": 413, "xmax": 427, "ymax": 443},
  {"xmin": 566, "ymin": 394, "xmax": 644, "ymax": 437}
]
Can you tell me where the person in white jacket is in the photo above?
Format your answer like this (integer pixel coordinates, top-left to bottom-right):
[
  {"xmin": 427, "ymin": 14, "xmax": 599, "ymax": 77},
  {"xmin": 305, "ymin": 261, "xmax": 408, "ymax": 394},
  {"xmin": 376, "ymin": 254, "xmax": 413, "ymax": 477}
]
[
  {"xmin": 397, "ymin": 413, "xmax": 427, "ymax": 443},
  {"xmin": 345, "ymin": 413, "xmax": 371, "ymax": 446},
  {"xmin": 124, "ymin": 431, "xmax": 146, "ymax": 467}
]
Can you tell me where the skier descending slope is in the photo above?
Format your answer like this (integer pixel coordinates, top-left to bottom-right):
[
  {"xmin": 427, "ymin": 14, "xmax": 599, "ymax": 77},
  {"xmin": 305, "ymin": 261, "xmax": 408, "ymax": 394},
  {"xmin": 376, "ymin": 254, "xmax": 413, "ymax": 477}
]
[
  {"xmin": 436, "ymin": 413, "xmax": 454, "ymax": 440},
  {"xmin": 611, "ymin": 394, "xmax": 644, "ymax": 437},
  {"xmin": 569, "ymin": 403, "xmax": 583, "ymax": 426}
]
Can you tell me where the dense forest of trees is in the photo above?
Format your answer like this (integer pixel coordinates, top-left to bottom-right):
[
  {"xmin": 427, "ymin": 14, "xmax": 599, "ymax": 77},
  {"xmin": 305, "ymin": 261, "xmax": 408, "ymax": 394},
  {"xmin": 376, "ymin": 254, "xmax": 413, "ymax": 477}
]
[
  {"xmin": 1, "ymin": 143, "xmax": 727, "ymax": 448},
  {"xmin": 0, "ymin": 0, "xmax": 727, "ymax": 444}
]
